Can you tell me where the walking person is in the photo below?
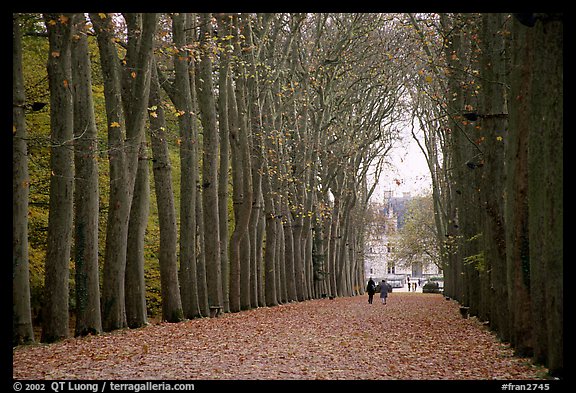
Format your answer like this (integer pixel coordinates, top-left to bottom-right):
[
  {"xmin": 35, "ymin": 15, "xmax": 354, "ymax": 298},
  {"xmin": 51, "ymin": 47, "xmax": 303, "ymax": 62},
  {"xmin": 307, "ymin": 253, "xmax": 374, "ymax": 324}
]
[
  {"xmin": 366, "ymin": 277, "xmax": 376, "ymax": 304},
  {"xmin": 380, "ymin": 280, "xmax": 389, "ymax": 305}
]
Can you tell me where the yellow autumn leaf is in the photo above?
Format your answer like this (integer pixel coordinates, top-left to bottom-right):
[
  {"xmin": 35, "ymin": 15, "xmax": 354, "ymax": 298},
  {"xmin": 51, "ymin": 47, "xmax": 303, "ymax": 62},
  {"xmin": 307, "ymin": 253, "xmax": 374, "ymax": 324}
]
[
  {"xmin": 98, "ymin": 13, "xmax": 107, "ymax": 19},
  {"xmin": 110, "ymin": 121, "xmax": 121, "ymax": 128},
  {"xmin": 496, "ymin": 136, "xmax": 503, "ymax": 141}
]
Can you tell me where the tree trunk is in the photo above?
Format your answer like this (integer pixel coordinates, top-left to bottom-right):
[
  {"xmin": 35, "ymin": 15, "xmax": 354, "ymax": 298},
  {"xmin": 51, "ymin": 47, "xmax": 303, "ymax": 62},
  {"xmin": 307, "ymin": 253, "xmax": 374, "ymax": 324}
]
[
  {"xmin": 327, "ymin": 191, "xmax": 341, "ymax": 297},
  {"xmin": 527, "ymin": 15, "xmax": 563, "ymax": 377},
  {"xmin": 261, "ymin": 94, "xmax": 278, "ymax": 307},
  {"xmin": 41, "ymin": 13, "xmax": 75, "ymax": 343},
  {"xmin": 167, "ymin": 12, "xmax": 201, "ymax": 319},
  {"xmin": 13, "ymin": 14, "xmax": 35, "ymax": 345},
  {"xmin": 439, "ymin": 13, "xmax": 471, "ymax": 305},
  {"xmin": 217, "ymin": 14, "xmax": 232, "ymax": 314},
  {"xmin": 230, "ymin": 17, "xmax": 255, "ymax": 311},
  {"xmin": 228, "ymin": 61, "xmax": 252, "ymax": 312},
  {"xmin": 196, "ymin": 182, "xmax": 209, "ymax": 317},
  {"xmin": 506, "ymin": 16, "xmax": 533, "ymax": 358},
  {"xmin": 479, "ymin": 13, "xmax": 509, "ymax": 339},
  {"xmin": 90, "ymin": 12, "xmax": 130, "ymax": 331},
  {"xmin": 123, "ymin": 12, "xmax": 156, "ymax": 329},
  {"xmin": 71, "ymin": 14, "xmax": 102, "ymax": 336},
  {"xmin": 149, "ymin": 65, "xmax": 184, "ymax": 323},
  {"xmin": 125, "ymin": 142, "xmax": 149, "ymax": 328},
  {"xmin": 282, "ymin": 200, "xmax": 297, "ymax": 301},
  {"xmin": 197, "ymin": 13, "xmax": 223, "ymax": 311},
  {"xmin": 90, "ymin": 12, "xmax": 157, "ymax": 331}
]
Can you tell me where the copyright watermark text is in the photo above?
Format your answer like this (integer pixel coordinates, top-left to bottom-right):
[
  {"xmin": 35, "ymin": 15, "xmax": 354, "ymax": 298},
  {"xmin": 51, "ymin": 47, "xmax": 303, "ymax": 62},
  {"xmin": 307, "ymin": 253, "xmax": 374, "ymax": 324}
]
[{"xmin": 13, "ymin": 382, "xmax": 195, "ymax": 393}]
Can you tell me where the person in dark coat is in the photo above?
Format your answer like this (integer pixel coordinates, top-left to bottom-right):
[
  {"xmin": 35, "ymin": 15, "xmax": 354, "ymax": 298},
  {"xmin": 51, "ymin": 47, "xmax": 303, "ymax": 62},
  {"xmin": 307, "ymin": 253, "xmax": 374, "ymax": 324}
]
[
  {"xmin": 380, "ymin": 280, "xmax": 389, "ymax": 305},
  {"xmin": 366, "ymin": 277, "xmax": 376, "ymax": 304}
]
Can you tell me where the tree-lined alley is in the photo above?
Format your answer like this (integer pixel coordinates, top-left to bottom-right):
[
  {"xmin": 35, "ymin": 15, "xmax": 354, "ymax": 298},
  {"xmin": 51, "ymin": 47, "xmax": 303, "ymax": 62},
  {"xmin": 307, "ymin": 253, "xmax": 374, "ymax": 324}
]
[{"xmin": 13, "ymin": 12, "xmax": 562, "ymax": 377}]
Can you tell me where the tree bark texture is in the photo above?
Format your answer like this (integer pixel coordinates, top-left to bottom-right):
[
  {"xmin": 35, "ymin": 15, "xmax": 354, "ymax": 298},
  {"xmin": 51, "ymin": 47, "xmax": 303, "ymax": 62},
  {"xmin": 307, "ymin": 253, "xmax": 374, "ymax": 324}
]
[
  {"xmin": 13, "ymin": 14, "xmax": 35, "ymax": 345},
  {"xmin": 166, "ymin": 12, "xmax": 202, "ymax": 319},
  {"xmin": 149, "ymin": 65, "xmax": 184, "ymax": 323},
  {"xmin": 527, "ymin": 16, "xmax": 563, "ymax": 377},
  {"xmin": 125, "ymin": 141, "xmax": 149, "ymax": 328},
  {"xmin": 41, "ymin": 13, "xmax": 75, "ymax": 343},
  {"xmin": 198, "ymin": 13, "xmax": 223, "ymax": 311},
  {"xmin": 506, "ymin": 16, "xmax": 533, "ymax": 358},
  {"xmin": 71, "ymin": 14, "xmax": 102, "ymax": 336},
  {"xmin": 90, "ymin": 12, "xmax": 157, "ymax": 331}
]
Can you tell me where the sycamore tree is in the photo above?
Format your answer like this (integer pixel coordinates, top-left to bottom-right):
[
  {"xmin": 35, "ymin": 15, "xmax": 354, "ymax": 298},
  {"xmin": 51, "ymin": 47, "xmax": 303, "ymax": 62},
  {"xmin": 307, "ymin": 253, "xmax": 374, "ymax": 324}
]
[{"xmin": 392, "ymin": 194, "xmax": 441, "ymax": 274}]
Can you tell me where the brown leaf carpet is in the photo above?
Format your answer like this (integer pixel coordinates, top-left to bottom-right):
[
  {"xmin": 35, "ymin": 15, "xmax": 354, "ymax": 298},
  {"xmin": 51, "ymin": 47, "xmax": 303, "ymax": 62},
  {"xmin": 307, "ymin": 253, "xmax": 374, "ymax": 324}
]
[{"xmin": 13, "ymin": 293, "xmax": 546, "ymax": 380}]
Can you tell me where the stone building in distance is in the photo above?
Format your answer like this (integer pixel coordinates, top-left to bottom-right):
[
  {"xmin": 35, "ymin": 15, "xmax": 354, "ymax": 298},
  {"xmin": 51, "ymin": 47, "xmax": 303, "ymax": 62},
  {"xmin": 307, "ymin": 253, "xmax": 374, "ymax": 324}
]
[{"xmin": 364, "ymin": 191, "xmax": 441, "ymax": 285}]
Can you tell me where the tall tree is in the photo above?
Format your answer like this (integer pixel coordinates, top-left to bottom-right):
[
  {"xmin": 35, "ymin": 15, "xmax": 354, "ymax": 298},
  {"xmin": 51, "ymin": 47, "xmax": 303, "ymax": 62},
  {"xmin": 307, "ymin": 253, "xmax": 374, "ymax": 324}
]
[
  {"xmin": 197, "ymin": 13, "xmax": 223, "ymax": 311},
  {"xmin": 505, "ymin": 14, "xmax": 533, "ymax": 358},
  {"xmin": 13, "ymin": 13, "xmax": 35, "ymax": 345},
  {"xmin": 90, "ymin": 11, "xmax": 130, "ymax": 331},
  {"xmin": 229, "ymin": 14, "xmax": 254, "ymax": 312},
  {"xmin": 163, "ymin": 12, "xmax": 202, "ymax": 319},
  {"xmin": 124, "ymin": 13, "xmax": 152, "ymax": 329},
  {"xmin": 90, "ymin": 12, "xmax": 157, "ymax": 331},
  {"xmin": 71, "ymin": 14, "xmax": 102, "ymax": 336},
  {"xmin": 41, "ymin": 13, "xmax": 75, "ymax": 343},
  {"xmin": 217, "ymin": 14, "xmax": 232, "ymax": 313},
  {"xmin": 124, "ymin": 140, "xmax": 149, "ymax": 328},
  {"xmin": 478, "ymin": 12, "xmax": 509, "ymax": 339},
  {"xmin": 242, "ymin": 14, "xmax": 267, "ymax": 309},
  {"xmin": 148, "ymin": 65, "xmax": 184, "ymax": 323},
  {"xmin": 525, "ymin": 14, "xmax": 563, "ymax": 377}
]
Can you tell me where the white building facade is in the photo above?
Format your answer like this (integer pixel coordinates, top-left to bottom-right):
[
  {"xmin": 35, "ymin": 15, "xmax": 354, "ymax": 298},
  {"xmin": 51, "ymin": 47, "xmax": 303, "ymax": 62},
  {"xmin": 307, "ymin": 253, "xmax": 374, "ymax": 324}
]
[{"xmin": 364, "ymin": 192, "xmax": 441, "ymax": 283}]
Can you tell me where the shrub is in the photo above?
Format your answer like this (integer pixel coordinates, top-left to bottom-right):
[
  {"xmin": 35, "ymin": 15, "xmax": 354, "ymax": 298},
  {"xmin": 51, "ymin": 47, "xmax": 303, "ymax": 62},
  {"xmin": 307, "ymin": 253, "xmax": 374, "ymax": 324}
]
[{"xmin": 422, "ymin": 281, "xmax": 440, "ymax": 294}]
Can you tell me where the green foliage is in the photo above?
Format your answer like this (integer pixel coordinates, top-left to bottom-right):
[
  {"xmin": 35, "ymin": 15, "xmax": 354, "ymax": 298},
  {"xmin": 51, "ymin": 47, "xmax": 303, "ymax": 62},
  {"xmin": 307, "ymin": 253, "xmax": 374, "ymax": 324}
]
[
  {"xmin": 463, "ymin": 233, "xmax": 485, "ymax": 272},
  {"xmin": 393, "ymin": 193, "xmax": 442, "ymax": 272},
  {"xmin": 463, "ymin": 252, "xmax": 486, "ymax": 273}
]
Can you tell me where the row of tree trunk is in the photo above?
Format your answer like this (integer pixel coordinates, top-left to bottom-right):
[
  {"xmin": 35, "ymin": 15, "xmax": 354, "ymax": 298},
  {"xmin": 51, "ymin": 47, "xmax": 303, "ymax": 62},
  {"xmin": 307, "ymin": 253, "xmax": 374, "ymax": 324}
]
[
  {"xmin": 409, "ymin": 13, "xmax": 562, "ymax": 377},
  {"xmin": 13, "ymin": 13, "xmax": 399, "ymax": 346}
]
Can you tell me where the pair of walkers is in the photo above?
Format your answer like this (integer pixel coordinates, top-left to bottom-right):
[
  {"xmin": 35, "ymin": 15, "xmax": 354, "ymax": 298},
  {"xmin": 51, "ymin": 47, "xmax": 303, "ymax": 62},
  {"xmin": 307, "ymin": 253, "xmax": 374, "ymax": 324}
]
[{"xmin": 366, "ymin": 278, "xmax": 388, "ymax": 305}]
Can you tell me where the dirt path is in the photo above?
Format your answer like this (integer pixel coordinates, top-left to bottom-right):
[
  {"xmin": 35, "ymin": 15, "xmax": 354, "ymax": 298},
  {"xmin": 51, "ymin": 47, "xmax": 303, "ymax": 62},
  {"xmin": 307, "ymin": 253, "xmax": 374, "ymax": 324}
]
[{"xmin": 13, "ymin": 293, "xmax": 547, "ymax": 380}]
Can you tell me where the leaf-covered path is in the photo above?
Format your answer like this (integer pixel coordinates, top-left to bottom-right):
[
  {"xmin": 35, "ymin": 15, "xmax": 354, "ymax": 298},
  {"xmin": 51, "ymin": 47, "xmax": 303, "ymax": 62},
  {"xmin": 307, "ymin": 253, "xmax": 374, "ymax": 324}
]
[{"xmin": 13, "ymin": 293, "xmax": 546, "ymax": 380}]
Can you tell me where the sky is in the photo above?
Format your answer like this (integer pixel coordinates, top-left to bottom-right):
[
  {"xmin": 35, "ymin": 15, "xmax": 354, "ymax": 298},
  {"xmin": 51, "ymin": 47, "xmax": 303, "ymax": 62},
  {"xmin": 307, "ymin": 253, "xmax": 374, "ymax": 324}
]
[{"xmin": 371, "ymin": 125, "xmax": 432, "ymax": 203}]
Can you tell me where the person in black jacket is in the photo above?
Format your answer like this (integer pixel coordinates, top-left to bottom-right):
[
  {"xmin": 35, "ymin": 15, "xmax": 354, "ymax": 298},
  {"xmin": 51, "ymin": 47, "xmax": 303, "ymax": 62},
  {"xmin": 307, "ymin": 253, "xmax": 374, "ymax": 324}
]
[
  {"xmin": 380, "ymin": 280, "xmax": 389, "ymax": 305},
  {"xmin": 366, "ymin": 277, "xmax": 376, "ymax": 304}
]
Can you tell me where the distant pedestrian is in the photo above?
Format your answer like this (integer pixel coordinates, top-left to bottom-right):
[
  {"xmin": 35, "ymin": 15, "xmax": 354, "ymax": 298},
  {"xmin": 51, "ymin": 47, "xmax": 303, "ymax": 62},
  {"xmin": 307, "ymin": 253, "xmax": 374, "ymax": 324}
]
[
  {"xmin": 366, "ymin": 277, "xmax": 376, "ymax": 304},
  {"xmin": 380, "ymin": 280, "xmax": 388, "ymax": 305},
  {"xmin": 413, "ymin": 282, "xmax": 417, "ymax": 292}
]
